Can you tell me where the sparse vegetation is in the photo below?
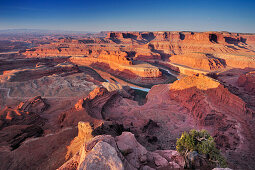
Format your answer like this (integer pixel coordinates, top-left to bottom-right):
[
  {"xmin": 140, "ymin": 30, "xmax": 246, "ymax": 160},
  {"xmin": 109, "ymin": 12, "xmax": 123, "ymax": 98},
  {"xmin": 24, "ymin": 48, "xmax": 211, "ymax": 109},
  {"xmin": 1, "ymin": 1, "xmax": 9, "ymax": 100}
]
[{"xmin": 176, "ymin": 129, "xmax": 227, "ymax": 168}]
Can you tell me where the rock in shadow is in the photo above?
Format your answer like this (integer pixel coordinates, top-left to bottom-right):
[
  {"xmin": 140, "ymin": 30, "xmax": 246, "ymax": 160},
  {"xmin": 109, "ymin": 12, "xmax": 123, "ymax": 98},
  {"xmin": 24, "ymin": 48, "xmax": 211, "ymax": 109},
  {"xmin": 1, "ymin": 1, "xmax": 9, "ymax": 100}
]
[
  {"xmin": 209, "ymin": 34, "xmax": 218, "ymax": 43},
  {"xmin": 142, "ymin": 119, "xmax": 159, "ymax": 133},
  {"xmin": 92, "ymin": 122, "xmax": 130, "ymax": 137}
]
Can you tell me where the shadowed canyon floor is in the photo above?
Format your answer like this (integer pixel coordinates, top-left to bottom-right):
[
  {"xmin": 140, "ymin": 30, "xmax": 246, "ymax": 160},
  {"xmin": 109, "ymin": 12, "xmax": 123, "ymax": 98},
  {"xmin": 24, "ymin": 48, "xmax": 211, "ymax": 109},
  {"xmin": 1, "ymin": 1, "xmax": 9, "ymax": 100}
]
[{"xmin": 0, "ymin": 31, "xmax": 255, "ymax": 170}]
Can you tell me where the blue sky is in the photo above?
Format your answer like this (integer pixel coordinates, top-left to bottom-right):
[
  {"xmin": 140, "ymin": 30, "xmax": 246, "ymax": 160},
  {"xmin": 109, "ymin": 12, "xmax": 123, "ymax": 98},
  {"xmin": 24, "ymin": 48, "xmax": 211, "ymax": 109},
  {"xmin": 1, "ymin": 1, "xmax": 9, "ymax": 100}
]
[{"xmin": 0, "ymin": 0, "xmax": 254, "ymax": 33}]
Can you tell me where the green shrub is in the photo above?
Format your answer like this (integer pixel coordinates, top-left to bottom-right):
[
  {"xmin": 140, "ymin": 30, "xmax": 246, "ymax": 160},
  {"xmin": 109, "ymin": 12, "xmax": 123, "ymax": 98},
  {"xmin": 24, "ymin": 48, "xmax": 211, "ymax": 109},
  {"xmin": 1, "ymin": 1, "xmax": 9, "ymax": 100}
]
[{"xmin": 176, "ymin": 129, "xmax": 227, "ymax": 168}]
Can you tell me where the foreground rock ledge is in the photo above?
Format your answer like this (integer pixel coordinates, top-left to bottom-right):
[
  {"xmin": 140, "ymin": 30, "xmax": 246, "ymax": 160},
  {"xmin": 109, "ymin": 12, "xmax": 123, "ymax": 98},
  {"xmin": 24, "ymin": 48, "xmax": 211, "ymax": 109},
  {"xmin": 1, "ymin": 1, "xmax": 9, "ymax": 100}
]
[{"xmin": 58, "ymin": 129, "xmax": 185, "ymax": 170}]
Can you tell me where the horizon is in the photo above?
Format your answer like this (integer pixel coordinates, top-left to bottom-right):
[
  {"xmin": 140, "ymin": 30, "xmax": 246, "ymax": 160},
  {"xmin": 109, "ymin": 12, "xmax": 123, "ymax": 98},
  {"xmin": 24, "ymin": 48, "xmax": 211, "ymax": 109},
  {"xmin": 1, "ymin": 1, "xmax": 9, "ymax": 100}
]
[
  {"xmin": 1, "ymin": 28, "xmax": 255, "ymax": 34},
  {"xmin": 0, "ymin": 0, "xmax": 255, "ymax": 33}
]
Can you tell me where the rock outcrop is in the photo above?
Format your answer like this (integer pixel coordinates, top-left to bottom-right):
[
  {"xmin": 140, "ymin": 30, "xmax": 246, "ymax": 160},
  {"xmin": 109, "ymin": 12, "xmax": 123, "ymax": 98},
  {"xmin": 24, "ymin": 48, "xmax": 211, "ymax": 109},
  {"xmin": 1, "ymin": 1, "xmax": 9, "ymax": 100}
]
[
  {"xmin": 74, "ymin": 87, "xmax": 117, "ymax": 119},
  {"xmin": 78, "ymin": 141, "xmax": 124, "ymax": 170},
  {"xmin": 169, "ymin": 74, "xmax": 254, "ymax": 123},
  {"xmin": 59, "ymin": 128, "xmax": 185, "ymax": 170},
  {"xmin": 17, "ymin": 96, "xmax": 49, "ymax": 114}
]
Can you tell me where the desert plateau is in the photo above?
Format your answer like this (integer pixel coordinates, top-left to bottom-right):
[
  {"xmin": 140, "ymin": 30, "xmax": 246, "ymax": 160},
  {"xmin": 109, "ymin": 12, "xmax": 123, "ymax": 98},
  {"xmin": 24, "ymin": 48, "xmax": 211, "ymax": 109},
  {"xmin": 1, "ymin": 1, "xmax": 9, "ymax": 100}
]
[{"xmin": 1, "ymin": 0, "xmax": 255, "ymax": 169}]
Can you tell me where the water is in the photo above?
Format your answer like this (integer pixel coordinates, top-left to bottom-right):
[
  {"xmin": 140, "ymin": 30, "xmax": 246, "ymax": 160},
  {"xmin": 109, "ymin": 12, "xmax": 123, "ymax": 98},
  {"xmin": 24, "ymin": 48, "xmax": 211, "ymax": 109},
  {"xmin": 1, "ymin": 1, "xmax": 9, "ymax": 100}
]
[
  {"xmin": 129, "ymin": 86, "xmax": 150, "ymax": 92},
  {"xmin": 159, "ymin": 67, "xmax": 180, "ymax": 80},
  {"xmin": 104, "ymin": 79, "xmax": 150, "ymax": 92}
]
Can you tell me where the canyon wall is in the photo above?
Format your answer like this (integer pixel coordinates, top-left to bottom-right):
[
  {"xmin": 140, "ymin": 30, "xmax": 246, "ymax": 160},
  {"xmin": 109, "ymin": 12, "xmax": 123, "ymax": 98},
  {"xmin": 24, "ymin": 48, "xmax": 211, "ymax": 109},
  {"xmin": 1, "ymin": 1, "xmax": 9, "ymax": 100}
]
[
  {"xmin": 169, "ymin": 53, "xmax": 226, "ymax": 71},
  {"xmin": 69, "ymin": 56, "xmax": 161, "ymax": 78},
  {"xmin": 106, "ymin": 31, "xmax": 255, "ymax": 45},
  {"xmin": 22, "ymin": 31, "xmax": 255, "ymax": 78}
]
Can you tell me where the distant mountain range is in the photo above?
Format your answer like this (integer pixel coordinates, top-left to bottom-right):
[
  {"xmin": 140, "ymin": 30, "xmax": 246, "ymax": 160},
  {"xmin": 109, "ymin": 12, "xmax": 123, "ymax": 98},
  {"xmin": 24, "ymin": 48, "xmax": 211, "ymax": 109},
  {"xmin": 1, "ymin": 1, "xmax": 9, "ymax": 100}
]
[{"xmin": 0, "ymin": 29, "xmax": 96, "ymax": 34}]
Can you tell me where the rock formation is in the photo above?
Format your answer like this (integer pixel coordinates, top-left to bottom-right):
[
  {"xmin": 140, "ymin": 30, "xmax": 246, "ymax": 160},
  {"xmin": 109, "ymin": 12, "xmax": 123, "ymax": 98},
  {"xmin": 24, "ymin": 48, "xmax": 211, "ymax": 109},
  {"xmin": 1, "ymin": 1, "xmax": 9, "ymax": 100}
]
[
  {"xmin": 22, "ymin": 31, "xmax": 255, "ymax": 78},
  {"xmin": 0, "ymin": 31, "xmax": 255, "ymax": 170},
  {"xmin": 58, "ymin": 125, "xmax": 185, "ymax": 170},
  {"xmin": 74, "ymin": 87, "xmax": 117, "ymax": 119},
  {"xmin": 59, "ymin": 74, "xmax": 255, "ymax": 169}
]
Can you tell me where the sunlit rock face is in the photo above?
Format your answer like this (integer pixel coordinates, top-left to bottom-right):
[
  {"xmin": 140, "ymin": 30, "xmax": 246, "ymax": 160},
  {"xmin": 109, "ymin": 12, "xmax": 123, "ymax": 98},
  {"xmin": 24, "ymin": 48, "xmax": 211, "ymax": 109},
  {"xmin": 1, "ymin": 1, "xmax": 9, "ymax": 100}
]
[{"xmin": 169, "ymin": 53, "xmax": 226, "ymax": 71}]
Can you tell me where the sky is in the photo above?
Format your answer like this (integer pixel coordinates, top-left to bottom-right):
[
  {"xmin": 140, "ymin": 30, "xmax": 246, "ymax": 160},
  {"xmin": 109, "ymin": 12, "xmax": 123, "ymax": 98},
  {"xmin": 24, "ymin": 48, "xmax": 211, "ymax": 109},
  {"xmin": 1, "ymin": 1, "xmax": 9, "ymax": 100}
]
[{"xmin": 0, "ymin": 0, "xmax": 254, "ymax": 33}]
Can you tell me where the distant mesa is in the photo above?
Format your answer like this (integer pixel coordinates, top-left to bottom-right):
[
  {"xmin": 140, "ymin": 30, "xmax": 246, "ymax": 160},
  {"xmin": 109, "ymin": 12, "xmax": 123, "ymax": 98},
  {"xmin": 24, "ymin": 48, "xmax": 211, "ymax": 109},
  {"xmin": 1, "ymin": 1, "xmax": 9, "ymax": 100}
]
[{"xmin": 22, "ymin": 31, "xmax": 255, "ymax": 77}]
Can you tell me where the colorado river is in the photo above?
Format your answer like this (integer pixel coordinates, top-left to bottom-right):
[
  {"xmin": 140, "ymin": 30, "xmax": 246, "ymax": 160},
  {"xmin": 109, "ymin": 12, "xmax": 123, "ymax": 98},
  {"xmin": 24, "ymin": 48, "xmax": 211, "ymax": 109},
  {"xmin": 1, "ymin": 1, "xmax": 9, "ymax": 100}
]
[{"xmin": 129, "ymin": 86, "xmax": 150, "ymax": 92}]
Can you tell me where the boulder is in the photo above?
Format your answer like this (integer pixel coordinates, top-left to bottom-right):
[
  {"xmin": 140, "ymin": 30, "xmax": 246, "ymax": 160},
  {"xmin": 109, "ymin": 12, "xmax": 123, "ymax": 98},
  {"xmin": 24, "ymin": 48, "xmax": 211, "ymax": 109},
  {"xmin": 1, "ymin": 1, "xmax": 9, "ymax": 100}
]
[
  {"xmin": 149, "ymin": 152, "xmax": 168, "ymax": 168},
  {"xmin": 141, "ymin": 165, "xmax": 155, "ymax": 170},
  {"xmin": 59, "ymin": 130, "xmax": 187, "ymax": 170},
  {"xmin": 78, "ymin": 141, "xmax": 124, "ymax": 170},
  {"xmin": 154, "ymin": 150, "xmax": 185, "ymax": 167},
  {"xmin": 116, "ymin": 132, "xmax": 148, "ymax": 168}
]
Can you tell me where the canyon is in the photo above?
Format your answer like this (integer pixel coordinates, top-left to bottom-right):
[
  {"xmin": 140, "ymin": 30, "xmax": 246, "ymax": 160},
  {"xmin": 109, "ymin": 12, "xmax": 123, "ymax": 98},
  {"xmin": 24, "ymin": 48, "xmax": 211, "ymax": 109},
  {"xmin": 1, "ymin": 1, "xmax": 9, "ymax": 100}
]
[{"xmin": 0, "ymin": 31, "xmax": 255, "ymax": 170}]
